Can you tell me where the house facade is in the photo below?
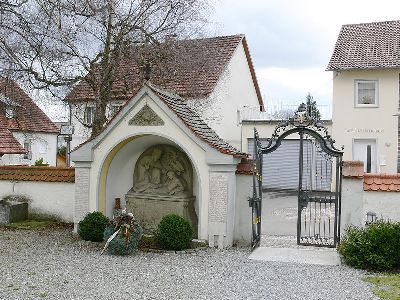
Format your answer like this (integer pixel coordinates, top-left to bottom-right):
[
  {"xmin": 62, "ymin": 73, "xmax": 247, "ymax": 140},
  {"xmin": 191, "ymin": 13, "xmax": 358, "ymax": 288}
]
[
  {"xmin": 0, "ymin": 78, "xmax": 59, "ymax": 166},
  {"xmin": 66, "ymin": 35, "xmax": 263, "ymax": 152},
  {"xmin": 327, "ymin": 20, "xmax": 400, "ymax": 173}
]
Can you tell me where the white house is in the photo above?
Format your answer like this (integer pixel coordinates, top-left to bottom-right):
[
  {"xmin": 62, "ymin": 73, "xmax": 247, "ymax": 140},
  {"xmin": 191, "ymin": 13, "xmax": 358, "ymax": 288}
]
[
  {"xmin": 66, "ymin": 35, "xmax": 263, "ymax": 152},
  {"xmin": 0, "ymin": 78, "xmax": 59, "ymax": 166},
  {"xmin": 327, "ymin": 20, "xmax": 400, "ymax": 173}
]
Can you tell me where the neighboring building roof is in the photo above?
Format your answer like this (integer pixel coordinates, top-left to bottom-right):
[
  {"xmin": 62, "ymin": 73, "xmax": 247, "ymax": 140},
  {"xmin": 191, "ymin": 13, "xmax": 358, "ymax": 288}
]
[
  {"xmin": 0, "ymin": 78, "xmax": 59, "ymax": 134},
  {"xmin": 65, "ymin": 35, "xmax": 263, "ymax": 108},
  {"xmin": 327, "ymin": 20, "xmax": 400, "ymax": 71},
  {"xmin": 0, "ymin": 125, "xmax": 26, "ymax": 155},
  {"xmin": 364, "ymin": 173, "xmax": 400, "ymax": 192},
  {"xmin": 0, "ymin": 166, "xmax": 75, "ymax": 182}
]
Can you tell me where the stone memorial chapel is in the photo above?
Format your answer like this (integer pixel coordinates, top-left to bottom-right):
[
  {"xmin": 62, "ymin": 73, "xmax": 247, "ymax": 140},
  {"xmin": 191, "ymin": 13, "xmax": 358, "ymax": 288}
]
[{"xmin": 69, "ymin": 35, "xmax": 263, "ymax": 248}]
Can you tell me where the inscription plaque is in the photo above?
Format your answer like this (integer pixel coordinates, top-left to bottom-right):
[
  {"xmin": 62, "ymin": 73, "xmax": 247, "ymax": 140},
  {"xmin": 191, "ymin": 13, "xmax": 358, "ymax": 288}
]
[{"xmin": 209, "ymin": 173, "xmax": 228, "ymax": 223}]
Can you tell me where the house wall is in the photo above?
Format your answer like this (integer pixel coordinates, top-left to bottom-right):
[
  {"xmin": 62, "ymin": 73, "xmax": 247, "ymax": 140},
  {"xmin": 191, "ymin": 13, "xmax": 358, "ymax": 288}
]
[
  {"xmin": 70, "ymin": 100, "xmax": 126, "ymax": 151},
  {"xmin": 187, "ymin": 42, "xmax": 261, "ymax": 150},
  {"xmin": 332, "ymin": 69, "xmax": 400, "ymax": 173},
  {"xmin": 0, "ymin": 132, "xmax": 58, "ymax": 166},
  {"xmin": 0, "ymin": 180, "xmax": 74, "ymax": 221}
]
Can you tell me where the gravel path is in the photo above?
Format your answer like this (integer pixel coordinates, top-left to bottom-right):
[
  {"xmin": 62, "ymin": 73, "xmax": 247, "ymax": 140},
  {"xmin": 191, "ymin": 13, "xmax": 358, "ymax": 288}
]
[{"xmin": 0, "ymin": 228, "xmax": 377, "ymax": 300}]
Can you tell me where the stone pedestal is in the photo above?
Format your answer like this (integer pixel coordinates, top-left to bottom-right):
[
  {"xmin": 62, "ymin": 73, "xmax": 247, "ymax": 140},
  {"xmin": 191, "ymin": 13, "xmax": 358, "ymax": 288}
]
[
  {"xmin": 0, "ymin": 200, "xmax": 28, "ymax": 225},
  {"xmin": 125, "ymin": 190, "xmax": 197, "ymax": 237}
]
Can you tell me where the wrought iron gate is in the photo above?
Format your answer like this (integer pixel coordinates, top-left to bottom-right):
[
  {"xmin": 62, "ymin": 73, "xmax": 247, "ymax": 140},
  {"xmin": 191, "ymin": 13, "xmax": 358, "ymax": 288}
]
[
  {"xmin": 249, "ymin": 130, "xmax": 263, "ymax": 248},
  {"xmin": 251, "ymin": 103, "xmax": 343, "ymax": 248}
]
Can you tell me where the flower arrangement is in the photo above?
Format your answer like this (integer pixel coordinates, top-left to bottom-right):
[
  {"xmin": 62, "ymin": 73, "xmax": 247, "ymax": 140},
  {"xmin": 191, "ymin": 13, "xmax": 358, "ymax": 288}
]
[{"xmin": 101, "ymin": 210, "xmax": 143, "ymax": 255}]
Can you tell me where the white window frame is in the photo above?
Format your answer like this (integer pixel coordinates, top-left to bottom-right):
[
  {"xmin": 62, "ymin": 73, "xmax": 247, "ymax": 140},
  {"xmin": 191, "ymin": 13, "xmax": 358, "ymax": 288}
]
[
  {"xmin": 23, "ymin": 140, "xmax": 32, "ymax": 160},
  {"xmin": 354, "ymin": 80, "xmax": 379, "ymax": 107},
  {"xmin": 84, "ymin": 106, "xmax": 96, "ymax": 125}
]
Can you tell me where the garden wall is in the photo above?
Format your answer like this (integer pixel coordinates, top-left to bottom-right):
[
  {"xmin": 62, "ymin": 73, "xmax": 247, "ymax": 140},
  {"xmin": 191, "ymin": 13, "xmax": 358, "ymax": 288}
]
[
  {"xmin": 0, "ymin": 166, "xmax": 75, "ymax": 222},
  {"xmin": 341, "ymin": 161, "xmax": 400, "ymax": 231}
]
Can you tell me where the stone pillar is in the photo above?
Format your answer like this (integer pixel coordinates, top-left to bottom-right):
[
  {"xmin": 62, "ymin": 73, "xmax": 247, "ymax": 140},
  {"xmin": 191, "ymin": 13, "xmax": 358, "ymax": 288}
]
[
  {"xmin": 207, "ymin": 164, "xmax": 237, "ymax": 249},
  {"xmin": 341, "ymin": 161, "xmax": 364, "ymax": 235},
  {"xmin": 73, "ymin": 163, "xmax": 91, "ymax": 232}
]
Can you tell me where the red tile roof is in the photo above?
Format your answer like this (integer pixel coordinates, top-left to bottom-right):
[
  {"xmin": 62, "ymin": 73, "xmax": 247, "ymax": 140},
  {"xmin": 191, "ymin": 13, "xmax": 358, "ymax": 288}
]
[
  {"xmin": 65, "ymin": 35, "xmax": 263, "ymax": 108},
  {"xmin": 0, "ymin": 78, "xmax": 58, "ymax": 154},
  {"xmin": 364, "ymin": 173, "xmax": 400, "ymax": 192},
  {"xmin": 327, "ymin": 20, "xmax": 400, "ymax": 70},
  {"xmin": 0, "ymin": 78, "xmax": 59, "ymax": 134},
  {"xmin": 0, "ymin": 166, "xmax": 75, "ymax": 182}
]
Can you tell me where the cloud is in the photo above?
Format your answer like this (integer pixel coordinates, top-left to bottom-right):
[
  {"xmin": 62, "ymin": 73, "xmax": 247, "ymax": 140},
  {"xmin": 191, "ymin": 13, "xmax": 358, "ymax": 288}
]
[{"xmin": 257, "ymin": 67, "xmax": 332, "ymax": 103}]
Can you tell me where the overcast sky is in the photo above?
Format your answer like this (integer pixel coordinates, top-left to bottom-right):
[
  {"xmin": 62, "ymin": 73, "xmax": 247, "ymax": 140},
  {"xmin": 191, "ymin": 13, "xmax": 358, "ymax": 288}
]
[{"xmin": 209, "ymin": 0, "xmax": 400, "ymax": 113}]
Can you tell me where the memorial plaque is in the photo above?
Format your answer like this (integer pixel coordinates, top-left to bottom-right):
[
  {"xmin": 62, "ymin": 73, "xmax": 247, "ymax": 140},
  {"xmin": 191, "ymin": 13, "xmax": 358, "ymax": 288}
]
[{"xmin": 209, "ymin": 173, "xmax": 228, "ymax": 223}]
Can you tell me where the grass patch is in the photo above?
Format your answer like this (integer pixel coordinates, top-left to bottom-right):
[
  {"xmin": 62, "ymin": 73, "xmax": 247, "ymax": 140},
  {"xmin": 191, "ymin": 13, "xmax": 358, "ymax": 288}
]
[
  {"xmin": 364, "ymin": 274, "xmax": 400, "ymax": 300},
  {"xmin": 6, "ymin": 219, "xmax": 72, "ymax": 230}
]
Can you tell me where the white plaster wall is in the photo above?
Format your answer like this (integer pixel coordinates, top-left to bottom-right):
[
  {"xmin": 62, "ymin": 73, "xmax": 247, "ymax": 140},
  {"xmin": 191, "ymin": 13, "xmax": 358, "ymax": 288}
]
[
  {"xmin": 363, "ymin": 191, "xmax": 400, "ymax": 223},
  {"xmin": 0, "ymin": 180, "xmax": 74, "ymax": 221},
  {"xmin": 106, "ymin": 135, "xmax": 200, "ymax": 219},
  {"xmin": 332, "ymin": 69, "xmax": 400, "ymax": 172},
  {"xmin": 0, "ymin": 132, "xmax": 57, "ymax": 166},
  {"xmin": 85, "ymin": 94, "xmax": 212, "ymax": 240},
  {"xmin": 341, "ymin": 178, "xmax": 364, "ymax": 234},
  {"xmin": 189, "ymin": 42, "xmax": 261, "ymax": 150},
  {"xmin": 234, "ymin": 174, "xmax": 252, "ymax": 245}
]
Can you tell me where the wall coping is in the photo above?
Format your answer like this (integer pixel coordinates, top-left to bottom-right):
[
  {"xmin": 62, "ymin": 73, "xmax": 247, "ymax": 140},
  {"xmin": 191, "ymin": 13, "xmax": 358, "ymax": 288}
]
[{"xmin": 0, "ymin": 166, "xmax": 75, "ymax": 183}]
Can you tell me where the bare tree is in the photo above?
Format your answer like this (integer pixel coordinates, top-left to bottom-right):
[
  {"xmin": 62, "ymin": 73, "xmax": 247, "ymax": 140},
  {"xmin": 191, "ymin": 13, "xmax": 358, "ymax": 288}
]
[{"xmin": 0, "ymin": 0, "xmax": 210, "ymax": 136}]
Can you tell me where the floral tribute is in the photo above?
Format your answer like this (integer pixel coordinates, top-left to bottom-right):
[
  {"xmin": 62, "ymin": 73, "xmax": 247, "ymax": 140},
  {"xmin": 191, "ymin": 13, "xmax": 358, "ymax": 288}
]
[{"xmin": 101, "ymin": 210, "xmax": 143, "ymax": 255}]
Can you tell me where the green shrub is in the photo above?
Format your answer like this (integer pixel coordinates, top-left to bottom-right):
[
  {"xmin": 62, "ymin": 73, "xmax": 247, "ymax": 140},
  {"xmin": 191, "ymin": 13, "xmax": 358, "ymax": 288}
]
[
  {"xmin": 339, "ymin": 221, "xmax": 400, "ymax": 271},
  {"xmin": 78, "ymin": 212, "xmax": 109, "ymax": 242},
  {"xmin": 156, "ymin": 214, "xmax": 193, "ymax": 251}
]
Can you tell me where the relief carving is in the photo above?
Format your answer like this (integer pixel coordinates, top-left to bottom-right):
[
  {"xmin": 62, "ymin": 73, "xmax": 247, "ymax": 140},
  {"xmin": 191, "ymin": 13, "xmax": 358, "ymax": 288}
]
[{"xmin": 129, "ymin": 104, "xmax": 164, "ymax": 126}]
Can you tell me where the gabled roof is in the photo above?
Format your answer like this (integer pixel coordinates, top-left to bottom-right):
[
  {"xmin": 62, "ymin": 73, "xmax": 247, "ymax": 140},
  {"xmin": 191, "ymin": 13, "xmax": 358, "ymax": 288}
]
[
  {"xmin": 65, "ymin": 35, "xmax": 263, "ymax": 107},
  {"xmin": 74, "ymin": 82, "xmax": 246, "ymax": 158},
  {"xmin": 0, "ymin": 78, "xmax": 59, "ymax": 134},
  {"xmin": 327, "ymin": 20, "xmax": 400, "ymax": 71}
]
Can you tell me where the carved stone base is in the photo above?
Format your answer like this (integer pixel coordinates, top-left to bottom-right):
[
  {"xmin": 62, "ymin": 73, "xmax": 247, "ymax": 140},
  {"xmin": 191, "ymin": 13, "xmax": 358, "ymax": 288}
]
[{"xmin": 125, "ymin": 191, "xmax": 198, "ymax": 237}]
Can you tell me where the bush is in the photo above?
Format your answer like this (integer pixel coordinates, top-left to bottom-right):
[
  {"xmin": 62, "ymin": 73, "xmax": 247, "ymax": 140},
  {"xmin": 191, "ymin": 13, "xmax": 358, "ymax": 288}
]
[
  {"xmin": 156, "ymin": 214, "xmax": 193, "ymax": 251},
  {"xmin": 103, "ymin": 213, "xmax": 143, "ymax": 255},
  {"xmin": 339, "ymin": 221, "xmax": 400, "ymax": 271},
  {"xmin": 78, "ymin": 212, "xmax": 109, "ymax": 242}
]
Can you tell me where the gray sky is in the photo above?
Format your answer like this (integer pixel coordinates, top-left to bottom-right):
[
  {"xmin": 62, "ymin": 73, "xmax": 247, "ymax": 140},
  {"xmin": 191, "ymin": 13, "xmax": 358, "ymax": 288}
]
[{"xmin": 209, "ymin": 0, "xmax": 400, "ymax": 111}]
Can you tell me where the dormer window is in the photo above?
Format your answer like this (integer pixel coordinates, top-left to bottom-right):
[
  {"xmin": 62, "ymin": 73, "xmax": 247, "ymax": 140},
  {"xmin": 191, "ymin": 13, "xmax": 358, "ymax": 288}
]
[
  {"xmin": 84, "ymin": 106, "xmax": 96, "ymax": 125},
  {"xmin": 5, "ymin": 106, "xmax": 16, "ymax": 119}
]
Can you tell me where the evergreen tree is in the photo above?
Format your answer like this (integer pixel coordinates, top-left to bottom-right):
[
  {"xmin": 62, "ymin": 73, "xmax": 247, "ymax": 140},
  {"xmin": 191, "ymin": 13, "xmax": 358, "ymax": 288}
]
[{"xmin": 305, "ymin": 93, "xmax": 321, "ymax": 120}]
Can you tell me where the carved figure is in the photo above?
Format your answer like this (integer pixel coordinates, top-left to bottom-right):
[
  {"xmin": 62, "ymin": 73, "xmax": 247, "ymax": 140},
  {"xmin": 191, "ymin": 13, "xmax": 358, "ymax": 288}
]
[{"xmin": 131, "ymin": 145, "xmax": 192, "ymax": 196}]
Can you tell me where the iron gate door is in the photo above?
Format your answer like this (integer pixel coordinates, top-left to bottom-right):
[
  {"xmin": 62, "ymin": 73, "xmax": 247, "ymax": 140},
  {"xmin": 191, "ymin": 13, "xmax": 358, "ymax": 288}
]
[{"xmin": 253, "ymin": 103, "xmax": 343, "ymax": 247}]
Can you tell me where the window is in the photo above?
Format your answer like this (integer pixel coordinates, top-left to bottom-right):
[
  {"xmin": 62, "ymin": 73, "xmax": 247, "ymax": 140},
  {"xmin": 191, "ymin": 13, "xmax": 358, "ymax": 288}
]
[
  {"xmin": 5, "ymin": 106, "xmax": 16, "ymax": 119},
  {"xmin": 84, "ymin": 107, "xmax": 96, "ymax": 125},
  {"xmin": 23, "ymin": 140, "xmax": 32, "ymax": 160},
  {"xmin": 355, "ymin": 80, "xmax": 378, "ymax": 107}
]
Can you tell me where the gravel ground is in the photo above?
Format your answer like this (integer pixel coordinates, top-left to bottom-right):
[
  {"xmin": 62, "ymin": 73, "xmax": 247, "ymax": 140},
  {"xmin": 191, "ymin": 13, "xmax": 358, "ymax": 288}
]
[{"xmin": 0, "ymin": 228, "xmax": 377, "ymax": 300}]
